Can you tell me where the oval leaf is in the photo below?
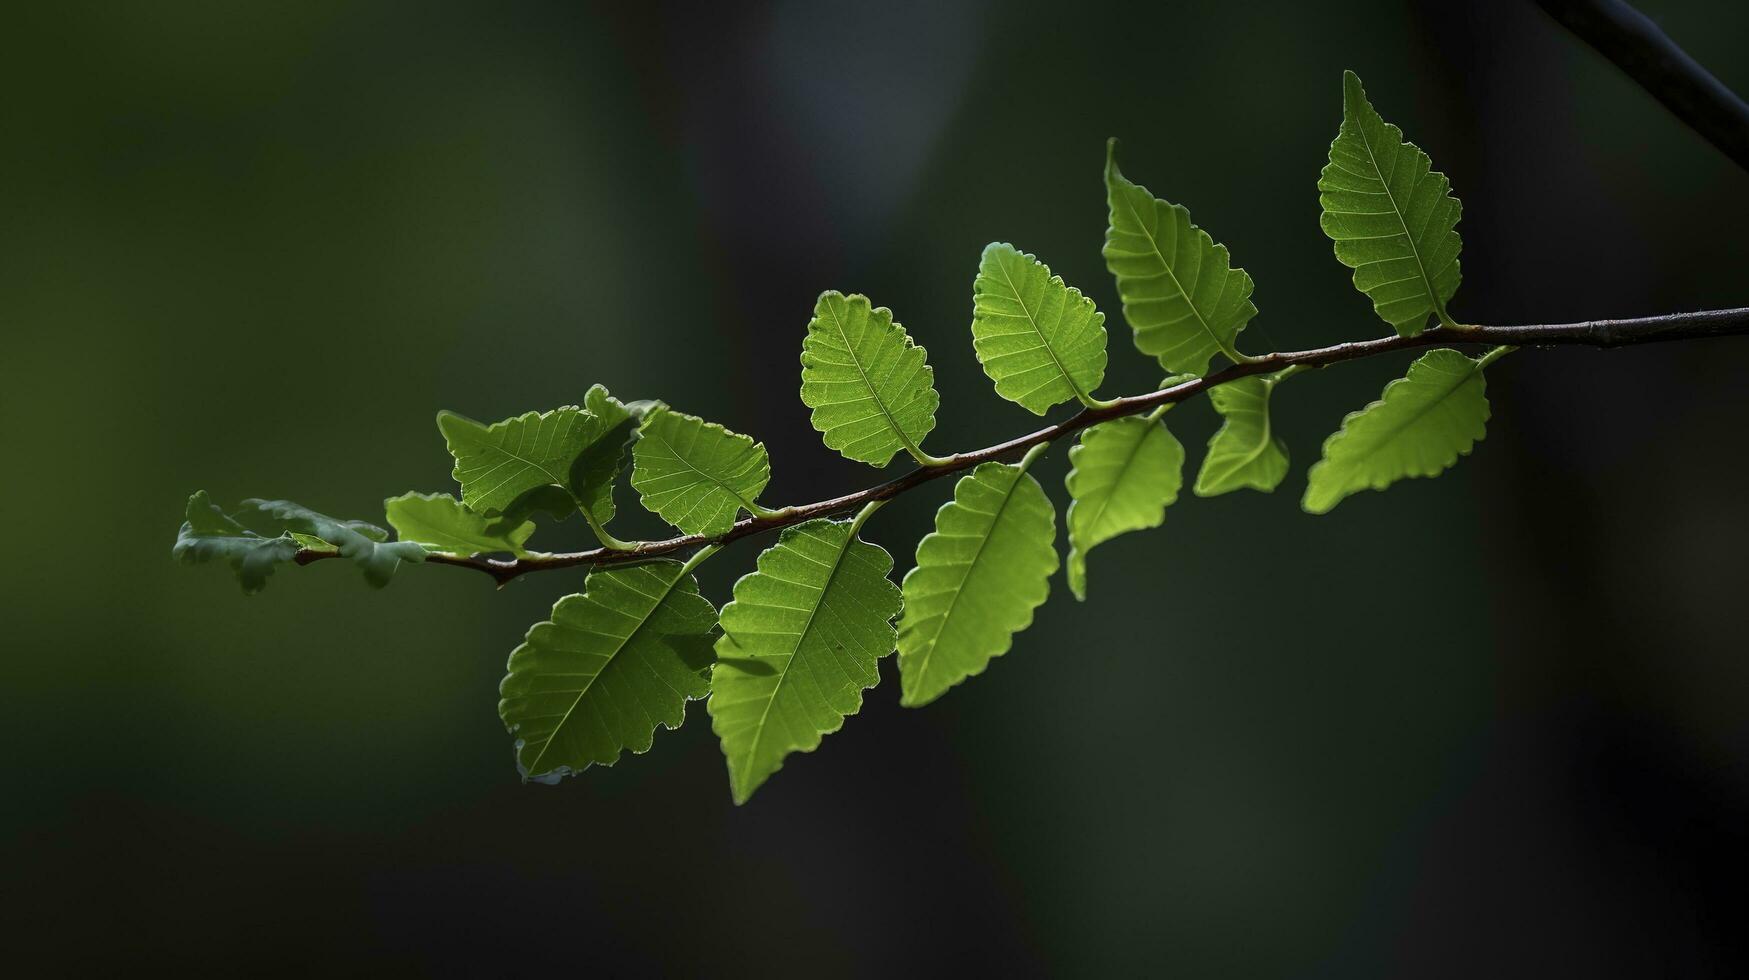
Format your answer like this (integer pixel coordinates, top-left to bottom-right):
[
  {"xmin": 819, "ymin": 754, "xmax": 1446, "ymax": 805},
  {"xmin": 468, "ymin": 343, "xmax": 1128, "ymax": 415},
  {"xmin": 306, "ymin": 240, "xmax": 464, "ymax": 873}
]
[
  {"xmin": 971, "ymin": 243, "xmax": 1108, "ymax": 414},
  {"xmin": 1303, "ymin": 348, "xmax": 1491, "ymax": 514},
  {"xmin": 800, "ymin": 291, "xmax": 940, "ymax": 466}
]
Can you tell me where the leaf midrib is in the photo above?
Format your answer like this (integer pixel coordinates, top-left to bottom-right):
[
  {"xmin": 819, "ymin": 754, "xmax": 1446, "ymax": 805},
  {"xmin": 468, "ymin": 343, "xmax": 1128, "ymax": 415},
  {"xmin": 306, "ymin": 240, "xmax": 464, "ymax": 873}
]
[
  {"xmin": 992, "ymin": 255, "xmax": 1088, "ymax": 402},
  {"xmin": 822, "ymin": 300, "xmax": 914, "ymax": 458},
  {"xmin": 1351, "ymin": 114, "xmax": 1442, "ymax": 324},
  {"xmin": 1080, "ymin": 421, "xmax": 1153, "ymax": 537},
  {"xmin": 1206, "ymin": 383, "xmax": 1276, "ymax": 485}
]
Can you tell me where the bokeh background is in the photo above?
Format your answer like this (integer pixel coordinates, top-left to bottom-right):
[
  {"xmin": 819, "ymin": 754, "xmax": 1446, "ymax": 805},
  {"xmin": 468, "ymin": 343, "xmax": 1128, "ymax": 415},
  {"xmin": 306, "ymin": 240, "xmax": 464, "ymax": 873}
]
[{"xmin": 4, "ymin": 0, "xmax": 1746, "ymax": 974}]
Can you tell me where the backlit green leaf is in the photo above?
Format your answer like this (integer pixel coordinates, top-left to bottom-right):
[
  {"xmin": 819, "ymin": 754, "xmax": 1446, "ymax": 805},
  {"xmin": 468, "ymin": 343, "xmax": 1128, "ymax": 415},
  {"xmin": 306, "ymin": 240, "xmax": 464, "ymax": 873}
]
[
  {"xmin": 383, "ymin": 491, "xmax": 534, "ymax": 557},
  {"xmin": 899, "ymin": 458, "xmax": 1058, "ymax": 706},
  {"xmin": 1303, "ymin": 348, "xmax": 1491, "ymax": 514},
  {"xmin": 971, "ymin": 243, "xmax": 1108, "ymax": 414},
  {"xmin": 1104, "ymin": 139, "xmax": 1257, "ymax": 376},
  {"xmin": 800, "ymin": 291, "xmax": 940, "ymax": 466},
  {"xmin": 500, "ymin": 560, "xmax": 718, "ymax": 783},
  {"xmin": 572, "ymin": 384, "xmax": 659, "ymax": 526},
  {"xmin": 631, "ymin": 408, "xmax": 771, "ymax": 536},
  {"xmin": 1320, "ymin": 71, "xmax": 1462, "ymax": 336},
  {"xmin": 709, "ymin": 518, "xmax": 900, "ymax": 803},
  {"xmin": 1195, "ymin": 376, "xmax": 1290, "ymax": 496},
  {"xmin": 437, "ymin": 405, "xmax": 594, "ymax": 516},
  {"xmin": 1065, "ymin": 416, "xmax": 1183, "ymax": 601}
]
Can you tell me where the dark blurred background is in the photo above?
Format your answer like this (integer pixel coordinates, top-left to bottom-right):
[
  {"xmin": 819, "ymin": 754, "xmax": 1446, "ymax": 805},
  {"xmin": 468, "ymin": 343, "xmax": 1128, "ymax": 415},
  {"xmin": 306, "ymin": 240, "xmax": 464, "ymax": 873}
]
[{"xmin": 4, "ymin": 0, "xmax": 1746, "ymax": 975}]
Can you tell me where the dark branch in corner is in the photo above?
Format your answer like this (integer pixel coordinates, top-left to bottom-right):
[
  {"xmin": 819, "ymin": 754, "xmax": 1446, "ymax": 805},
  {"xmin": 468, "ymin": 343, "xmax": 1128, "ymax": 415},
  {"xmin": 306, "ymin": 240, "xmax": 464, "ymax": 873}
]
[
  {"xmin": 293, "ymin": 307, "xmax": 1749, "ymax": 586},
  {"xmin": 1536, "ymin": 0, "xmax": 1749, "ymax": 173}
]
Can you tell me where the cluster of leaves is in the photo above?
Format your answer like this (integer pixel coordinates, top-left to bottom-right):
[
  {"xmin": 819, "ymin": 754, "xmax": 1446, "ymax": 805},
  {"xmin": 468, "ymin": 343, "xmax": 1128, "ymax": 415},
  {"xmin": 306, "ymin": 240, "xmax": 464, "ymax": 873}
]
[{"xmin": 175, "ymin": 72, "xmax": 1505, "ymax": 803}]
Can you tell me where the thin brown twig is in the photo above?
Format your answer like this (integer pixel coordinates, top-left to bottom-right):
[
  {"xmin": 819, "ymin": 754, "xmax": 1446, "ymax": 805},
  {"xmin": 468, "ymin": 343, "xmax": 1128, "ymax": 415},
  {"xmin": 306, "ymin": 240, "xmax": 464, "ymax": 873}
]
[{"xmin": 294, "ymin": 307, "xmax": 1749, "ymax": 586}]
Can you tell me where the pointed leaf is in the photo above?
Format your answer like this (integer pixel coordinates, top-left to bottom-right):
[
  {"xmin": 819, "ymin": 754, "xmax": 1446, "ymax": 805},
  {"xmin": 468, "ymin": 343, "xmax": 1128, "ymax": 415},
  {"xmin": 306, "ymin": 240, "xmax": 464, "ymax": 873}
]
[
  {"xmin": 800, "ymin": 291, "xmax": 940, "ymax": 466},
  {"xmin": 384, "ymin": 491, "xmax": 534, "ymax": 556},
  {"xmin": 709, "ymin": 518, "xmax": 900, "ymax": 803},
  {"xmin": 172, "ymin": 491, "xmax": 300, "ymax": 594},
  {"xmin": 1064, "ymin": 416, "xmax": 1183, "ymax": 601},
  {"xmin": 500, "ymin": 560, "xmax": 718, "ymax": 782},
  {"xmin": 631, "ymin": 408, "xmax": 771, "ymax": 536},
  {"xmin": 1320, "ymin": 71, "xmax": 1462, "ymax": 336},
  {"xmin": 1103, "ymin": 140, "xmax": 1257, "ymax": 376},
  {"xmin": 898, "ymin": 460, "xmax": 1058, "ymax": 706},
  {"xmin": 1303, "ymin": 348, "xmax": 1491, "ymax": 514},
  {"xmin": 1195, "ymin": 376, "xmax": 1290, "ymax": 496},
  {"xmin": 971, "ymin": 243, "xmax": 1108, "ymax": 414}
]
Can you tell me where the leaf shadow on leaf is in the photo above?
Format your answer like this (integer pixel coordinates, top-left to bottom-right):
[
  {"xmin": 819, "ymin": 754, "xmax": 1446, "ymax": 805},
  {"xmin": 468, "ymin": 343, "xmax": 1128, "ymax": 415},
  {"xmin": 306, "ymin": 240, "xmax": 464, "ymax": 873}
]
[{"xmin": 712, "ymin": 655, "xmax": 777, "ymax": 676}]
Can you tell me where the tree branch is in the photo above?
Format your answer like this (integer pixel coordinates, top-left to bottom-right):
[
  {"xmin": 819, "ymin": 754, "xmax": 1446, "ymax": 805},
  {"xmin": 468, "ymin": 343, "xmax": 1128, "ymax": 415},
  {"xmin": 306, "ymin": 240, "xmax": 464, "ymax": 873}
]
[
  {"xmin": 296, "ymin": 307, "xmax": 1749, "ymax": 586},
  {"xmin": 1535, "ymin": 0, "xmax": 1749, "ymax": 173}
]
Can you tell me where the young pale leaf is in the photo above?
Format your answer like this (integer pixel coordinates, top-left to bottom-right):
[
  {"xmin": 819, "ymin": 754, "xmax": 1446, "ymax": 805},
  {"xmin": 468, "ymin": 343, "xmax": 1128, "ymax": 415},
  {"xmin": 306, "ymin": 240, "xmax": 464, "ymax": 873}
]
[
  {"xmin": 709, "ymin": 518, "xmax": 900, "ymax": 804},
  {"xmin": 437, "ymin": 406, "xmax": 595, "ymax": 516},
  {"xmin": 971, "ymin": 243, "xmax": 1108, "ymax": 414},
  {"xmin": 383, "ymin": 492, "xmax": 534, "ymax": 556},
  {"xmin": 1103, "ymin": 140, "xmax": 1257, "ymax": 376},
  {"xmin": 500, "ymin": 560, "xmax": 717, "ymax": 783},
  {"xmin": 1320, "ymin": 71, "xmax": 1462, "ymax": 336},
  {"xmin": 899, "ymin": 460, "xmax": 1058, "ymax": 706},
  {"xmin": 1195, "ymin": 376, "xmax": 1290, "ymax": 496},
  {"xmin": 631, "ymin": 408, "xmax": 771, "ymax": 536},
  {"xmin": 1303, "ymin": 348, "xmax": 1490, "ymax": 514},
  {"xmin": 800, "ymin": 291, "xmax": 940, "ymax": 466},
  {"xmin": 1064, "ymin": 416, "xmax": 1184, "ymax": 601},
  {"xmin": 172, "ymin": 491, "xmax": 301, "ymax": 594}
]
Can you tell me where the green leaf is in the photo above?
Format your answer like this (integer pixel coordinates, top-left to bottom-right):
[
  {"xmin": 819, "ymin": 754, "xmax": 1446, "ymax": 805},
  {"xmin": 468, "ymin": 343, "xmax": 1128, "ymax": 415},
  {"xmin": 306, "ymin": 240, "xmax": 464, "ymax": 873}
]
[
  {"xmin": 240, "ymin": 498, "xmax": 427, "ymax": 586},
  {"xmin": 971, "ymin": 243, "xmax": 1108, "ymax": 414},
  {"xmin": 1064, "ymin": 416, "xmax": 1184, "ymax": 601},
  {"xmin": 175, "ymin": 492, "xmax": 427, "ymax": 591},
  {"xmin": 172, "ymin": 491, "xmax": 300, "ymax": 594},
  {"xmin": 799, "ymin": 291, "xmax": 940, "ymax": 466},
  {"xmin": 1303, "ymin": 348, "xmax": 1491, "ymax": 514},
  {"xmin": 569, "ymin": 384, "xmax": 650, "ymax": 526},
  {"xmin": 1103, "ymin": 139, "xmax": 1257, "ymax": 376},
  {"xmin": 631, "ymin": 408, "xmax": 771, "ymax": 536},
  {"xmin": 1320, "ymin": 71, "xmax": 1462, "ymax": 336},
  {"xmin": 437, "ymin": 405, "xmax": 595, "ymax": 516},
  {"xmin": 1195, "ymin": 376, "xmax": 1290, "ymax": 496},
  {"xmin": 898, "ymin": 458, "xmax": 1058, "ymax": 706},
  {"xmin": 383, "ymin": 492, "xmax": 534, "ymax": 556},
  {"xmin": 499, "ymin": 560, "xmax": 718, "ymax": 783},
  {"xmin": 709, "ymin": 517, "xmax": 900, "ymax": 803}
]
